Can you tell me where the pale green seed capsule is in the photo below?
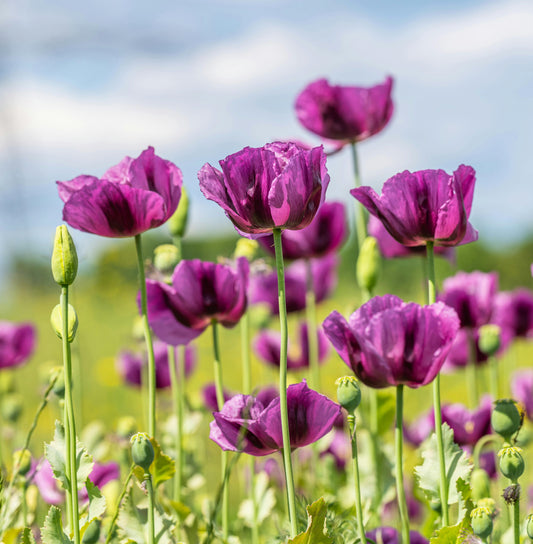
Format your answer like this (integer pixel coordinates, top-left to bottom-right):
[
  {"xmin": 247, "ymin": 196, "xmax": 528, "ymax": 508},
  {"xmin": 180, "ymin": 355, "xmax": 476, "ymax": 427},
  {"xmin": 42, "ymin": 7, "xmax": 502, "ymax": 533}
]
[
  {"xmin": 491, "ymin": 399, "xmax": 522, "ymax": 442},
  {"xmin": 50, "ymin": 303, "xmax": 78, "ymax": 343},
  {"xmin": 234, "ymin": 239, "xmax": 259, "ymax": 261},
  {"xmin": 356, "ymin": 236, "xmax": 380, "ymax": 292},
  {"xmin": 153, "ymin": 244, "xmax": 180, "ymax": 274},
  {"xmin": 336, "ymin": 376, "xmax": 362, "ymax": 414},
  {"xmin": 471, "ymin": 506, "xmax": 493, "ymax": 540},
  {"xmin": 526, "ymin": 513, "xmax": 533, "ymax": 539},
  {"xmin": 471, "ymin": 468, "xmax": 491, "ymax": 501},
  {"xmin": 478, "ymin": 324, "xmax": 501, "ymax": 356},
  {"xmin": 498, "ymin": 445, "xmax": 525, "ymax": 481},
  {"xmin": 131, "ymin": 432, "xmax": 154, "ymax": 472},
  {"xmin": 51, "ymin": 225, "xmax": 78, "ymax": 286},
  {"xmin": 168, "ymin": 186, "xmax": 189, "ymax": 238}
]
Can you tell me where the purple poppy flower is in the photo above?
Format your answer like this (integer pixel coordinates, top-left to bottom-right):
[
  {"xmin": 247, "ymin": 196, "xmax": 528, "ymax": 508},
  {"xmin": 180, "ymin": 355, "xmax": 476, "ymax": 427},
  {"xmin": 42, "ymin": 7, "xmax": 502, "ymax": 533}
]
[
  {"xmin": 116, "ymin": 341, "xmax": 196, "ymax": 389},
  {"xmin": 442, "ymin": 328, "xmax": 490, "ymax": 371},
  {"xmin": 78, "ymin": 461, "xmax": 120, "ymax": 502},
  {"xmin": 198, "ymin": 142, "xmax": 330, "ymax": 236},
  {"xmin": 438, "ymin": 271, "xmax": 498, "ymax": 329},
  {"xmin": 255, "ymin": 385, "xmax": 279, "ymax": 408},
  {"xmin": 254, "ymin": 322, "xmax": 329, "ymax": 370},
  {"xmin": 366, "ymin": 527, "xmax": 428, "ymax": 544},
  {"xmin": 34, "ymin": 459, "xmax": 64, "ymax": 505},
  {"xmin": 368, "ymin": 215, "xmax": 455, "ymax": 261},
  {"xmin": 0, "ymin": 322, "xmax": 36, "ymax": 369},
  {"xmin": 57, "ymin": 147, "xmax": 182, "ymax": 238},
  {"xmin": 257, "ymin": 201, "xmax": 347, "ymax": 260},
  {"xmin": 441, "ymin": 395, "xmax": 492, "ymax": 446},
  {"xmin": 511, "ymin": 369, "xmax": 533, "ymax": 420},
  {"xmin": 295, "ymin": 77, "xmax": 394, "ymax": 142},
  {"xmin": 250, "ymin": 255, "xmax": 337, "ymax": 315},
  {"xmin": 209, "ymin": 381, "xmax": 341, "ymax": 456},
  {"xmin": 351, "ymin": 165, "xmax": 478, "ymax": 247},
  {"xmin": 323, "ymin": 295, "xmax": 460, "ymax": 389},
  {"xmin": 404, "ymin": 410, "xmax": 434, "ymax": 447},
  {"xmin": 203, "ymin": 383, "xmax": 234, "ymax": 412},
  {"xmin": 492, "ymin": 289, "xmax": 533, "ymax": 340},
  {"xmin": 144, "ymin": 257, "xmax": 249, "ymax": 345}
]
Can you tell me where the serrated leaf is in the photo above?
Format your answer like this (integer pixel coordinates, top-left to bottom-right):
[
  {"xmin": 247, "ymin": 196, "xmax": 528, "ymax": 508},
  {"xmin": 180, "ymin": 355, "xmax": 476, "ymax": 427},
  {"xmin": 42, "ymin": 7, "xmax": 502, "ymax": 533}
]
[
  {"xmin": 132, "ymin": 438, "xmax": 175, "ymax": 488},
  {"xmin": 415, "ymin": 423, "xmax": 473, "ymax": 505},
  {"xmin": 168, "ymin": 500, "xmax": 200, "ymax": 544},
  {"xmin": 45, "ymin": 421, "xmax": 94, "ymax": 491},
  {"xmin": 288, "ymin": 497, "xmax": 333, "ymax": 544},
  {"xmin": 40, "ymin": 506, "xmax": 73, "ymax": 544},
  {"xmin": 0, "ymin": 488, "xmax": 22, "ymax": 533},
  {"xmin": 238, "ymin": 472, "xmax": 276, "ymax": 527},
  {"xmin": 20, "ymin": 527, "xmax": 37, "ymax": 544},
  {"xmin": 80, "ymin": 478, "xmax": 106, "ymax": 529}
]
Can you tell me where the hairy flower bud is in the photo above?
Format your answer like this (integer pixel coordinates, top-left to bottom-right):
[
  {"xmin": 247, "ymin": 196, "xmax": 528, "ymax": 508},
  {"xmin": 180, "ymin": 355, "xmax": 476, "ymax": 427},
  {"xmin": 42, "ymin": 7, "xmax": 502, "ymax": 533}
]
[
  {"xmin": 13, "ymin": 449, "xmax": 32, "ymax": 476},
  {"xmin": 471, "ymin": 506, "xmax": 493, "ymax": 540},
  {"xmin": 50, "ymin": 304, "xmax": 78, "ymax": 343},
  {"xmin": 491, "ymin": 399, "xmax": 522, "ymax": 442},
  {"xmin": 356, "ymin": 236, "xmax": 380, "ymax": 292},
  {"xmin": 51, "ymin": 225, "xmax": 78, "ymax": 286},
  {"xmin": 153, "ymin": 244, "xmax": 180, "ymax": 274},
  {"xmin": 471, "ymin": 468, "xmax": 491, "ymax": 501},
  {"xmin": 336, "ymin": 376, "xmax": 362, "ymax": 414},
  {"xmin": 478, "ymin": 324, "xmax": 501, "ymax": 356},
  {"xmin": 130, "ymin": 432, "xmax": 154, "ymax": 472},
  {"xmin": 168, "ymin": 185, "xmax": 189, "ymax": 238},
  {"xmin": 498, "ymin": 445, "xmax": 525, "ymax": 481}
]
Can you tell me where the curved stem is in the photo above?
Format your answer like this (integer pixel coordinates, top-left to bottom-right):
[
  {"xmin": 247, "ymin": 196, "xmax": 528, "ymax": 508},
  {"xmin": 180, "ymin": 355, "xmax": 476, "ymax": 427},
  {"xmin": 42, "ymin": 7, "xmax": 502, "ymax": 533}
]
[
  {"xmin": 135, "ymin": 234, "xmax": 157, "ymax": 438},
  {"xmin": 348, "ymin": 415, "xmax": 367, "ymax": 544},
  {"xmin": 395, "ymin": 385, "xmax": 410, "ymax": 544},
  {"xmin": 426, "ymin": 241, "xmax": 449, "ymax": 526},
  {"xmin": 62, "ymin": 287, "xmax": 80, "ymax": 544},
  {"xmin": 472, "ymin": 434, "xmax": 501, "ymax": 468},
  {"xmin": 273, "ymin": 228, "xmax": 298, "ymax": 538}
]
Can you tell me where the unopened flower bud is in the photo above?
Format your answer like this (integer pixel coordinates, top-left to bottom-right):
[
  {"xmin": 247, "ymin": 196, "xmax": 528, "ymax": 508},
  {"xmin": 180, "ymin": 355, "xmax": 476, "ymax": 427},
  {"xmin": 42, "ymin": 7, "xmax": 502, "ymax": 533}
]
[
  {"xmin": 526, "ymin": 513, "xmax": 533, "ymax": 539},
  {"xmin": 13, "ymin": 449, "xmax": 32, "ymax": 476},
  {"xmin": 117, "ymin": 416, "xmax": 137, "ymax": 440},
  {"xmin": 335, "ymin": 376, "xmax": 362, "ymax": 414},
  {"xmin": 234, "ymin": 239, "xmax": 259, "ymax": 261},
  {"xmin": 478, "ymin": 324, "xmax": 501, "ymax": 356},
  {"xmin": 498, "ymin": 445, "xmax": 525, "ymax": 481},
  {"xmin": 356, "ymin": 236, "xmax": 380, "ymax": 292},
  {"xmin": 50, "ymin": 304, "xmax": 78, "ymax": 343},
  {"xmin": 130, "ymin": 432, "xmax": 154, "ymax": 472},
  {"xmin": 471, "ymin": 506, "xmax": 493, "ymax": 540},
  {"xmin": 1, "ymin": 394, "xmax": 23, "ymax": 423},
  {"xmin": 491, "ymin": 399, "xmax": 522, "ymax": 442},
  {"xmin": 51, "ymin": 225, "xmax": 78, "ymax": 286},
  {"xmin": 168, "ymin": 186, "xmax": 189, "ymax": 238},
  {"xmin": 471, "ymin": 468, "xmax": 491, "ymax": 501},
  {"xmin": 153, "ymin": 244, "xmax": 180, "ymax": 274},
  {"xmin": 82, "ymin": 519, "xmax": 101, "ymax": 544}
]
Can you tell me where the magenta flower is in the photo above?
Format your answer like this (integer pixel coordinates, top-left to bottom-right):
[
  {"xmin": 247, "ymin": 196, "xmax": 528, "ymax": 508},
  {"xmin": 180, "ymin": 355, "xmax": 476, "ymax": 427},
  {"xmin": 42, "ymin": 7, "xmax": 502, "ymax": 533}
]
[
  {"xmin": 203, "ymin": 383, "xmax": 234, "ymax": 412},
  {"xmin": 368, "ymin": 215, "xmax": 455, "ymax": 261},
  {"xmin": 511, "ymin": 370, "xmax": 533, "ymax": 420},
  {"xmin": 366, "ymin": 527, "xmax": 428, "ymax": 544},
  {"xmin": 254, "ymin": 322, "xmax": 329, "ymax": 370},
  {"xmin": 209, "ymin": 381, "xmax": 341, "ymax": 456},
  {"xmin": 441, "ymin": 396, "xmax": 492, "ymax": 446},
  {"xmin": 34, "ymin": 460, "xmax": 64, "ymax": 505},
  {"xmin": 257, "ymin": 201, "xmax": 347, "ymax": 260},
  {"xmin": 492, "ymin": 289, "xmax": 533, "ymax": 340},
  {"xmin": 351, "ymin": 165, "xmax": 477, "ymax": 247},
  {"xmin": 442, "ymin": 329, "xmax": 489, "ymax": 371},
  {"xmin": 116, "ymin": 341, "xmax": 196, "ymax": 389},
  {"xmin": 250, "ymin": 255, "xmax": 337, "ymax": 315},
  {"xmin": 295, "ymin": 77, "xmax": 394, "ymax": 142},
  {"xmin": 57, "ymin": 147, "xmax": 183, "ymax": 238},
  {"xmin": 323, "ymin": 295, "xmax": 460, "ymax": 389},
  {"xmin": 438, "ymin": 271, "xmax": 498, "ymax": 329},
  {"xmin": 144, "ymin": 257, "xmax": 249, "ymax": 345},
  {"xmin": 404, "ymin": 411, "xmax": 434, "ymax": 447},
  {"xmin": 198, "ymin": 142, "xmax": 330, "ymax": 236},
  {"xmin": 0, "ymin": 322, "xmax": 36, "ymax": 369}
]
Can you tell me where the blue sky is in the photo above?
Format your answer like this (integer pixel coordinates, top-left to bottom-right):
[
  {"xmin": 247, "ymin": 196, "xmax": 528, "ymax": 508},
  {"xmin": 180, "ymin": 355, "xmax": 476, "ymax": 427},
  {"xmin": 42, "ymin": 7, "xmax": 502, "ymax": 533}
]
[{"xmin": 1, "ymin": 0, "xmax": 532, "ymax": 280}]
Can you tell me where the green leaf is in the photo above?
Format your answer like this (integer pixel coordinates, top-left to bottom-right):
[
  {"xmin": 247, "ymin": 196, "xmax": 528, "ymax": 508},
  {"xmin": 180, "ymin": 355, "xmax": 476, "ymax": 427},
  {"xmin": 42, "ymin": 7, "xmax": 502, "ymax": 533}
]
[
  {"xmin": 168, "ymin": 501, "xmax": 200, "ymax": 544},
  {"xmin": 238, "ymin": 472, "xmax": 276, "ymax": 527},
  {"xmin": 20, "ymin": 527, "xmax": 37, "ymax": 544},
  {"xmin": 80, "ymin": 478, "xmax": 106, "ymax": 530},
  {"xmin": 45, "ymin": 420, "xmax": 94, "ymax": 491},
  {"xmin": 415, "ymin": 423, "xmax": 473, "ymax": 506},
  {"xmin": 132, "ymin": 438, "xmax": 175, "ymax": 488},
  {"xmin": 288, "ymin": 497, "xmax": 333, "ymax": 544},
  {"xmin": 40, "ymin": 506, "xmax": 73, "ymax": 544}
]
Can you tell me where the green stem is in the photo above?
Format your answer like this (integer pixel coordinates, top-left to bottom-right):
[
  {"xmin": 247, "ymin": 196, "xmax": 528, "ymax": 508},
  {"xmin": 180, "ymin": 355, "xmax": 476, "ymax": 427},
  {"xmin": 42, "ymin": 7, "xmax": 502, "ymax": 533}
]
[
  {"xmin": 64, "ymin": 401, "xmax": 73, "ymax": 535},
  {"xmin": 61, "ymin": 287, "xmax": 80, "ymax": 544},
  {"xmin": 395, "ymin": 385, "xmax": 410, "ymax": 544},
  {"xmin": 305, "ymin": 259, "xmax": 320, "ymax": 391},
  {"xmin": 212, "ymin": 322, "xmax": 229, "ymax": 539},
  {"xmin": 348, "ymin": 415, "xmax": 367, "ymax": 544},
  {"xmin": 426, "ymin": 242, "xmax": 449, "ymax": 526},
  {"xmin": 135, "ymin": 234, "xmax": 157, "ymax": 438},
  {"xmin": 350, "ymin": 141, "xmax": 367, "ymax": 250},
  {"xmin": 145, "ymin": 474, "xmax": 155, "ymax": 544},
  {"xmin": 273, "ymin": 228, "xmax": 298, "ymax": 538},
  {"xmin": 513, "ymin": 488, "xmax": 519, "ymax": 544},
  {"xmin": 168, "ymin": 346, "xmax": 183, "ymax": 504},
  {"xmin": 104, "ymin": 466, "xmax": 134, "ymax": 544}
]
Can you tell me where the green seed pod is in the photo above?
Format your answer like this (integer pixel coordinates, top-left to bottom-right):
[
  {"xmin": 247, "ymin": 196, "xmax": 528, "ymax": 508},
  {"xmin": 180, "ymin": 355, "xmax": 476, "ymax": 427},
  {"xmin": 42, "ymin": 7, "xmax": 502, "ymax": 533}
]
[
  {"xmin": 526, "ymin": 513, "xmax": 533, "ymax": 539},
  {"xmin": 471, "ymin": 506, "xmax": 493, "ymax": 540},
  {"xmin": 478, "ymin": 324, "xmax": 501, "ymax": 356},
  {"xmin": 51, "ymin": 225, "xmax": 78, "ymax": 286},
  {"xmin": 82, "ymin": 519, "xmax": 101, "ymax": 544},
  {"xmin": 117, "ymin": 416, "xmax": 137, "ymax": 440},
  {"xmin": 167, "ymin": 186, "xmax": 189, "ymax": 238},
  {"xmin": 130, "ymin": 432, "xmax": 154, "ymax": 472},
  {"xmin": 491, "ymin": 399, "xmax": 522, "ymax": 441},
  {"xmin": 335, "ymin": 376, "xmax": 362, "ymax": 415},
  {"xmin": 13, "ymin": 449, "xmax": 32, "ymax": 477},
  {"xmin": 50, "ymin": 304, "xmax": 78, "ymax": 343},
  {"xmin": 498, "ymin": 445, "xmax": 525, "ymax": 481},
  {"xmin": 153, "ymin": 244, "xmax": 180, "ymax": 274},
  {"xmin": 234, "ymin": 239, "xmax": 259, "ymax": 261},
  {"xmin": 471, "ymin": 467, "xmax": 491, "ymax": 501},
  {"xmin": 356, "ymin": 236, "xmax": 380, "ymax": 292},
  {"xmin": 1, "ymin": 393, "xmax": 23, "ymax": 423}
]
